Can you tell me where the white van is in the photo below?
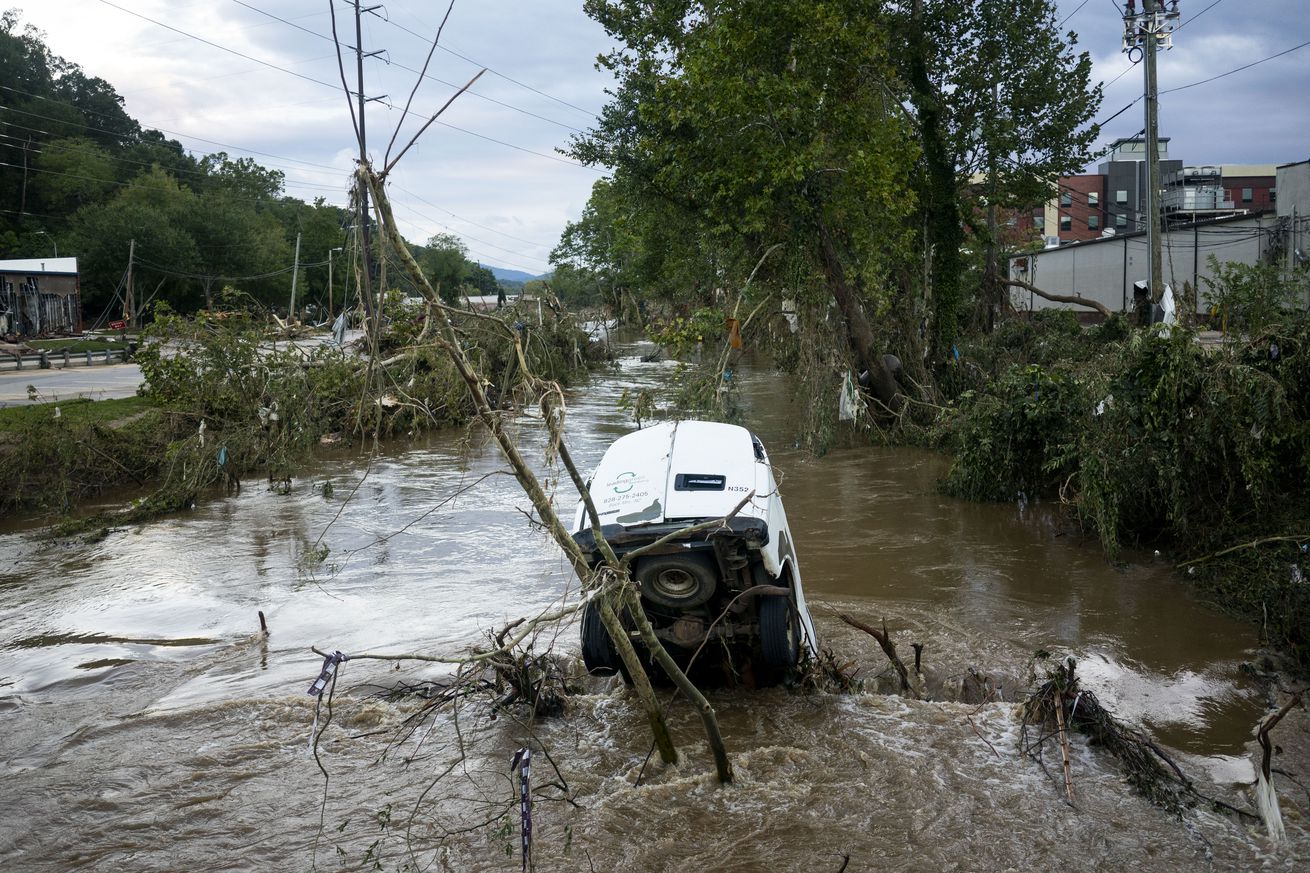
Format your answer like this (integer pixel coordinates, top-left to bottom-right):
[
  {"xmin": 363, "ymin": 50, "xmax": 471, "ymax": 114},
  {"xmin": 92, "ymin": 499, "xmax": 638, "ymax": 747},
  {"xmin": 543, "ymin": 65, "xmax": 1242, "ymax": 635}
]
[{"xmin": 572, "ymin": 420, "xmax": 818, "ymax": 684}]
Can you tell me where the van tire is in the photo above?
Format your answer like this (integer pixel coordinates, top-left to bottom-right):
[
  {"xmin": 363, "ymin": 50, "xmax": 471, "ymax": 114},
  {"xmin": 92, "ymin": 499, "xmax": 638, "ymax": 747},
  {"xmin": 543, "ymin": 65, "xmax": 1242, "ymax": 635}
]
[
  {"xmin": 634, "ymin": 552, "xmax": 718, "ymax": 609},
  {"xmin": 580, "ymin": 601, "xmax": 619, "ymax": 676},
  {"xmin": 759, "ymin": 594, "xmax": 799, "ymax": 669}
]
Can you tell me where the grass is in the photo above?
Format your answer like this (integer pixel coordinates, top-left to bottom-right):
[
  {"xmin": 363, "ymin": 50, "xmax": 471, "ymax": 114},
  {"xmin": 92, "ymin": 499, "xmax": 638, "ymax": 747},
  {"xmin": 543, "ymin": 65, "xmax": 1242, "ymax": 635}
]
[
  {"xmin": 26, "ymin": 337, "xmax": 131, "ymax": 353},
  {"xmin": 0, "ymin": 395, "xmax": 157, "ymax": 434}
]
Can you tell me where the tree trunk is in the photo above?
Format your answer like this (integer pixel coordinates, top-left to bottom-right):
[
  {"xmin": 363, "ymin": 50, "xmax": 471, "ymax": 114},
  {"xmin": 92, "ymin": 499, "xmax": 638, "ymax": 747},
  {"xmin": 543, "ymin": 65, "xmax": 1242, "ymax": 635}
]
[
  {"xmin": 366, "ymin": 166, "xmax": 717, "ymax": 778},
  {"xmin": 815, "ymin": 218, "xmax": 902, "ymax": 412},
  {"xmin": 598, "ymin": 594, "xmax": 678, "ymax": 765},
  {"xmin": 620, "ymin": 585, "xmax": 733, "ymax": 784},
  {"xmin": 906, "ymin": 0, "xmax": 963, "ymax": 363}
]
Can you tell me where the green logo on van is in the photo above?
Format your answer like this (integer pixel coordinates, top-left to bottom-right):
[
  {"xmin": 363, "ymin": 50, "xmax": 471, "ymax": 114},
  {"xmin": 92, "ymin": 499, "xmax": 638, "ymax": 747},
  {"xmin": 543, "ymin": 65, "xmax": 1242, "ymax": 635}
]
[{"xmin": 613, "ymin": 472, "xmax": 636, "ymax": 493}]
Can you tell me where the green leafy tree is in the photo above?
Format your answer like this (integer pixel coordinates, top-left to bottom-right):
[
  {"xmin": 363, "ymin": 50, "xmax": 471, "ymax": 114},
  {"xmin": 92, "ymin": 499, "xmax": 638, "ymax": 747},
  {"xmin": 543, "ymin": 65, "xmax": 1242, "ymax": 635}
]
[
  {"xmin": 573, "ymin": 0, "xmax": 920, "ymax": 405},
  {"xmin": 32, "ymin": 136, "xmax": 115, "ymax": 213},
  {"xmin": 417, "ymin": 232, "xmax": 469, "ymax": 304},
  {"xmin": 69, "ymin": 167, "xmax": 201, "ymax": 315}
]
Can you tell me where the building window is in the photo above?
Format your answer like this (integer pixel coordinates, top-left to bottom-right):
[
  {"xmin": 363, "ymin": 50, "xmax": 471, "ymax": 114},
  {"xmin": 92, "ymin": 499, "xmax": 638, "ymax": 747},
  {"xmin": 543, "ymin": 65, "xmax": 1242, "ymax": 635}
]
[
  {"xmin": 1115, "ymin": 213, "xmax": 1127, "ymax": 228},
  {"xmin": 1034, "ymin": 215, "xmax": 1044, "ymax": 231},
  {"xmin": 1242, "ymin": 187, "xmax": 1253, "ymax": 203},
  {"xmin": 1059, "ymin": 215, "xmax": 1071, "ymax": 232},
  {"xmin": 1116, "ymin": 189, "xmax": 1128, "ymax": 204},
  {"xmin": 1088, "ymin": 192, "xmax": 1099, "ymax": 206},
  {"xmin": 1270, "ymin": 188, "xmax": 1277, "ymax": 203},
  {"xmin": 1060, "ymin": 192, "xmax": 1073, "ymax": 207},
  {"xmin": 1088, "ymin": 214, "xmax": 1100, "ymax": 230}
]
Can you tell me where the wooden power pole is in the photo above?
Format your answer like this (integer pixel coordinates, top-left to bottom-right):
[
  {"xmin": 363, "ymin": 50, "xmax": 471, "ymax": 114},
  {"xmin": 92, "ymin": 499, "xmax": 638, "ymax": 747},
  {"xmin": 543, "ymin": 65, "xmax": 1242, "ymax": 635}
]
[{"xmin": 1123, "ymin": 0, "xmax": 1180, "ymax": 306}]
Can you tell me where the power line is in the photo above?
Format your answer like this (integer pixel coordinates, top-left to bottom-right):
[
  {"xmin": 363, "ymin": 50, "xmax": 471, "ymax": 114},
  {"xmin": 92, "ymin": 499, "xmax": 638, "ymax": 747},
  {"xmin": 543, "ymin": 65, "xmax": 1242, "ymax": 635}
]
[
  {"xmin": 227, "ymin": 0, "xmax": 586, "ymax": 134},
  {"xmin": 1175, "ymin": 0, "xmax": 1226, "ymax": 32},
  {"xmin": 0, "ymin": 124, "xmax": 347, "ymax": 194},
  {"xmin": 388, "ymin": 210, "xmax": 543, "ymax": 275},
  {"xmin": 1059, "ymin": 0, "xmax": 1093, "ymax": 29},
  {"xmin": 92, "ymin": 1, "xmax": 599, "ymax": 172},
  {"xmin": 95, "ymin": 0, "xmax": 345, "ymax": 93},
  {"xmin": 390, "ymin": 198, "xmax": 549, "ymax": 267},
  {"xmin": 379, "ymin": 3, "xmax": 598, "ymax": 120},
  {"xmin": 391, "ymin": 183, "xmax": 554, "ymax": 249},
  {"xmin": 0, "ymin": 158, "xmax": 338, "ymax": 214},
  {"xmin": 1161, "ymin": 37, "xmax": 1310, "ymax": 94},
  {"xmin": 0, "ymin": 84, "xmax": 350, "ymax": 175}
]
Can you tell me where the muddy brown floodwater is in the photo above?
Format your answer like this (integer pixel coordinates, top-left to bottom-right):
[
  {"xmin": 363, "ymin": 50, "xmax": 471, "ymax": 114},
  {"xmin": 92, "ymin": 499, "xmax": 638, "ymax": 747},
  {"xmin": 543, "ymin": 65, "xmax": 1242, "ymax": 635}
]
[{"xmin": 2, "ymin": 334, "xmax": 1307, "ymax": 872}]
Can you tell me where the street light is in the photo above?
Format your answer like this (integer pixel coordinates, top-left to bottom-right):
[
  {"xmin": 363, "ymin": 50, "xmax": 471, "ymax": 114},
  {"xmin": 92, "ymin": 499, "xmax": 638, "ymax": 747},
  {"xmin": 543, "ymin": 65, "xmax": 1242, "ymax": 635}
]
[
  {"xmin": 328, "ymin": 246, "xmax": 344, "ymax": 318},
  {"xmin": 34, "ymin": 230, "xmax": 57, "ymax": 258}
]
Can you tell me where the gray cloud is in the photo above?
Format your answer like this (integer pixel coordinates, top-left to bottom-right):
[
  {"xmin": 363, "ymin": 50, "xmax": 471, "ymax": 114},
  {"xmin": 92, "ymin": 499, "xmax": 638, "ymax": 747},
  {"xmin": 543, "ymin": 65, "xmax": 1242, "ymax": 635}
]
[{"xmin": 21, "ymin": 1, "xmax": 1308, "ymax": 273}]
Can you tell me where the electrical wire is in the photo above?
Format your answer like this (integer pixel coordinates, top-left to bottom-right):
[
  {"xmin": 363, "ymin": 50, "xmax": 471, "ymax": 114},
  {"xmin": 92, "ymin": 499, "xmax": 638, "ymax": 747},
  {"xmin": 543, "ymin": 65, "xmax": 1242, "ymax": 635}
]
[
  {"xmin": 1162, "ymin": 38, "xmax": 1310, "ymax": 94},
  {"xmin": 227, "ymin": 0, "xmax": 586, "ymax": 134},
  {"xmin": 391, "ymin": 183, "xmax": 554, "ymax": 249},
  {"xmin": 1059, "ymin": 0, "xmax": 1094, "ymax": 29},
  {"xmin": 0, "ymin": 84, "xmax": 350, "ymax": 175},
  {"xmin": 92, "ymin": 0, "xmax": 599, "ymax": 172},
  {"xmin": 0, "ymin": 125, "xmax": 347, "ymax": 195},
  {"xmin": 1175, "ymin": 0, "xmax": 1226, "ymax": 32},
  {"xmin": 379, "ymin": 1, "xmax": 599, "ymax": 120}
]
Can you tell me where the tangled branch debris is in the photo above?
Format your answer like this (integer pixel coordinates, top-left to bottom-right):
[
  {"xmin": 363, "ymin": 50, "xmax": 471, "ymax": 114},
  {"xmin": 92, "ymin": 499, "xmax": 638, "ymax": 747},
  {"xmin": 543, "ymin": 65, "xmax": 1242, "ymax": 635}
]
[{"xmin": 1021, "ymin": 656, "xmax": 1259, "ymax": 820}]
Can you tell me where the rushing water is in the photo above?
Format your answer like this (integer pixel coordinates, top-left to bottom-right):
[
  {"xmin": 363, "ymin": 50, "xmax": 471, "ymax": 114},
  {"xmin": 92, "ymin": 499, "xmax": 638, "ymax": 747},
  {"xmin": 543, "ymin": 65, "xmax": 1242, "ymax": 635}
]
[{"xmin": 1, "ymin": 336, "xmax": 1306, "ymax": 871}]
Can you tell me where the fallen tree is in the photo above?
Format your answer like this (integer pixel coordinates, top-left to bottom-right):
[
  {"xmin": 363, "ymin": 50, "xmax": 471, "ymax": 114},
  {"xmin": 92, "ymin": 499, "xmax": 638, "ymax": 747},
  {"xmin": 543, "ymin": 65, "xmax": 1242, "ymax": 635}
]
[{"xmin": 1002, "ymin": 278, "xmax": 1114, "ymax": 320}]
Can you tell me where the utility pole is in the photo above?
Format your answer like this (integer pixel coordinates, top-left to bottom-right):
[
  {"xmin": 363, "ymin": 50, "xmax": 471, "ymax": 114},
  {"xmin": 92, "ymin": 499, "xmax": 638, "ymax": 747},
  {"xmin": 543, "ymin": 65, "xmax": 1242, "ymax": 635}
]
[
  {"xmin": 288, "ymin": 232, "xmax": 302, "ymax": 322},
  {"xmin": 328, "ymin": 246, "xmax": 343, "ymax": 318},
  {"xmin": 352, "ymin": 0, "xmax": 386, "ymax": 323},
  {"xmin": 985, "ymin": 80, "xmax": 999, "ymax": 332},
  {"xmin": 125, "ymin": 238, "xmax": 135, "ymax": 329},
  {"xmin": 1123, "ymin": 1, "xmax": 1180, "ymax": 305}
]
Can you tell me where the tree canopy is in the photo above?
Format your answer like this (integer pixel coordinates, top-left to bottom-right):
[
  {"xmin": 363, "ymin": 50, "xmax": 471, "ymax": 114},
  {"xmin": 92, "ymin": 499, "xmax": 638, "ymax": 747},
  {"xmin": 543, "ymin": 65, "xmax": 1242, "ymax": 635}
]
[
  {"xmin": 560, "ymin": 0, "xmax": 1101, "ymax": 399},
  {"xmin": 0, "ymin": 14, "xmax": 506, "ymax": 325}
]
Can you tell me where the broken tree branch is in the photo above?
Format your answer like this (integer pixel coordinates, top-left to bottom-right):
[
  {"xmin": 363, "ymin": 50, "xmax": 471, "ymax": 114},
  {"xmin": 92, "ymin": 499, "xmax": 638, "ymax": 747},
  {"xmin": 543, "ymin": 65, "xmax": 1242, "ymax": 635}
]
[
  {"xmin": 837, "ymin": 613, "xmax": 916, "ymax": 698},
  {"xmin": 1176, "ymin": 534, "xmax": 1310, "ymax": 569},
  {"xmin": 1003, "ymin": 278, "xmax": 1114, "ymax": 320}
]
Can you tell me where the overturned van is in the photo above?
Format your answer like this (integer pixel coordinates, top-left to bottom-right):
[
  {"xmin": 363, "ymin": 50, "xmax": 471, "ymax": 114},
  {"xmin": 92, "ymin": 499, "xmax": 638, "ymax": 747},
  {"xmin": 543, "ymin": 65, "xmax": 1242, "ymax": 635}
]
[{"xmin": 572, "ymin": 420, "xmax": 818, "ymax": 685}]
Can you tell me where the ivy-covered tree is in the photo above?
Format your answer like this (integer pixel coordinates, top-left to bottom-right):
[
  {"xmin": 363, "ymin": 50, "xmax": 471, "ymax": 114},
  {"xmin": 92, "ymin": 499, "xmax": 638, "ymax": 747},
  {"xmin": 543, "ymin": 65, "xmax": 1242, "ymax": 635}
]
[{"xmin": 896, "ymin": 0, "xmax": 1101, "ymax": 353}]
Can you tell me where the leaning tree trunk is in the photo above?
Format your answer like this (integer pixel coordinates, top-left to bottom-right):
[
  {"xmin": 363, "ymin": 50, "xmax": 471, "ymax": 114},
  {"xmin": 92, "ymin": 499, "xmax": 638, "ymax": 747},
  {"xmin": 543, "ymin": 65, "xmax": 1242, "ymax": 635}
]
[
  {"xmin": 815, "ymin": 217, "xmax": 903, "ymax": 412},
  {"xmin": 365, "ymin": 165, "xmax": 740, "ymax": 781}
]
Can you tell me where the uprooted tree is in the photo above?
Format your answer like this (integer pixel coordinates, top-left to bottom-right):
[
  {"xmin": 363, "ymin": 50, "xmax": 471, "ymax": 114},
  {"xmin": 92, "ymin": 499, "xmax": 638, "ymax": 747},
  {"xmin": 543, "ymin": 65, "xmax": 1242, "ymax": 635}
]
[{"xmin": 319, "ymin": 161, "xmax": 737, "ymax": 784}]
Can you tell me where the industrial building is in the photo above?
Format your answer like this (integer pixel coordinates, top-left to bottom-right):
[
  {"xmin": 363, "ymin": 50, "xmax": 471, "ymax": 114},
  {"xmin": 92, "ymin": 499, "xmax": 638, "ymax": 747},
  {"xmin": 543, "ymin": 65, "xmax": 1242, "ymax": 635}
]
[
  {"xmin": 1009, "ymin": 160, "xmax": 1309, "ymax": 316},
  {"xmin": 0, "ymin": 257, "xmax": 83, "ymax": 338}
]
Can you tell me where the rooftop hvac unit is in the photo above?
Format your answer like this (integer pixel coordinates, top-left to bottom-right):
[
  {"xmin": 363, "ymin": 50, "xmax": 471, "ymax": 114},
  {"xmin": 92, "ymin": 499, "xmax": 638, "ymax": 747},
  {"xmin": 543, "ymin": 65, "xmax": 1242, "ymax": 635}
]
[{"xmin": 1044, "ymin": 236, "xmax": 1061, "ymax": 249}]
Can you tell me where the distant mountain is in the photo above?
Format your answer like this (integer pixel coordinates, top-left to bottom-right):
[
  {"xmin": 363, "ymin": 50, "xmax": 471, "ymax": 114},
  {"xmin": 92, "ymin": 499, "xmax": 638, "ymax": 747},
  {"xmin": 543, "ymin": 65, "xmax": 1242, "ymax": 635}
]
[{"xmin": 487, "ymin": 266, "xmax": 550, "ymax": 284}]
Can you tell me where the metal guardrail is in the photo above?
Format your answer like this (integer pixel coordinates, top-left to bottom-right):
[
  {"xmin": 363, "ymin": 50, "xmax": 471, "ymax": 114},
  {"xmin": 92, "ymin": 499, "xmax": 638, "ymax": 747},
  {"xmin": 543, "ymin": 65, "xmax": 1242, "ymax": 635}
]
[{"xmin": 0, "ymin": 348, "xmax": 130, "ymax": 372}]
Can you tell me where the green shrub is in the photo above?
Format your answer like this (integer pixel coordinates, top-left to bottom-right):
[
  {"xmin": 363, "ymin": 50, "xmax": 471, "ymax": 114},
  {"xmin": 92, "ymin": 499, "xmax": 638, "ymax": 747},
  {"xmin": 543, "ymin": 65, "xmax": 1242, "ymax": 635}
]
[{"xmin": 942, "ymin": 363, "xmax": 1091, "ymax": 502}]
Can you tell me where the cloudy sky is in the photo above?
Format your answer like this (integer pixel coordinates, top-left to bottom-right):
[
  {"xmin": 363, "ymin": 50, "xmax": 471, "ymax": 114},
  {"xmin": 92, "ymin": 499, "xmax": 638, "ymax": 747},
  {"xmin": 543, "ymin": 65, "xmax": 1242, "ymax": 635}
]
[{"xmin": 15, "ymin": 1, "xmax": 1310, "ymax": 275}]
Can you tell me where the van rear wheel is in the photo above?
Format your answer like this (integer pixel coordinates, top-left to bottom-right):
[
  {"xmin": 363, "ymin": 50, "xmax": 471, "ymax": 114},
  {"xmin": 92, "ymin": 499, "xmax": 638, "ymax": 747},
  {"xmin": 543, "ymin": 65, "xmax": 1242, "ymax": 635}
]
[
  {"xmin": 580, "ymin": 601, "xmax": 619, "ymax": 676},
  {"xmin": 759, "ymin": 594, "xmax": 799, "ymax": 669}
]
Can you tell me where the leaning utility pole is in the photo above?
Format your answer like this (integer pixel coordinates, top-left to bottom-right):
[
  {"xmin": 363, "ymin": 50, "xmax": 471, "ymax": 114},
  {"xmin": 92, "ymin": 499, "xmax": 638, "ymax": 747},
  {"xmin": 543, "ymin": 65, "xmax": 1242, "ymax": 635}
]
[
  {"xmin": 352, "ymin": 0, "xmax": 386, "ymax": 322},
  {"xmin": 124, "ymin": 238, "xmax": 135, "ymax": 329},
  {"xmin": 1123, "ymin": 0, "xmax": 1180, "ymax": 305},
  {"xmin": 288, "ymin": 231, "xmax": 302, "ymax": 322}
]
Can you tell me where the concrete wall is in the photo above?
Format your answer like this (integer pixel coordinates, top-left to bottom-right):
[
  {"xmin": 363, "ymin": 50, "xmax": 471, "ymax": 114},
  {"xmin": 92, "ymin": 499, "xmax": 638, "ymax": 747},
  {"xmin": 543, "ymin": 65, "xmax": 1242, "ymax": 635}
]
[
  {"xmin": 1008, "ymin": 213, "xmax": 1271, "ymax": 314},
  {"xmin": 1277, "ymin": 161, "xmax": 1310, "ymax": 219}
]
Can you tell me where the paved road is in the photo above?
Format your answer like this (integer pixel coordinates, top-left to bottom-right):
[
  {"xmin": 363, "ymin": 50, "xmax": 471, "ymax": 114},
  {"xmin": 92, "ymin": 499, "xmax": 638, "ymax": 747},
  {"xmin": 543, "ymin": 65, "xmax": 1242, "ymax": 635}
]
[{"xmin": 0, "ymin": 363, "xmax": 144, "ymax": 407}]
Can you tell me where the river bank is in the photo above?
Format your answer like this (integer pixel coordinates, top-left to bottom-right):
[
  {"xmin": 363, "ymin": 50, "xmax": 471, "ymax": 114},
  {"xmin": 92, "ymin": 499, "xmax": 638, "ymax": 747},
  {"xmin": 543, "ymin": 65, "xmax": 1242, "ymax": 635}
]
[{"xmin": 0, "ymin": 302, "xmax": 603, "ymax": 522}]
